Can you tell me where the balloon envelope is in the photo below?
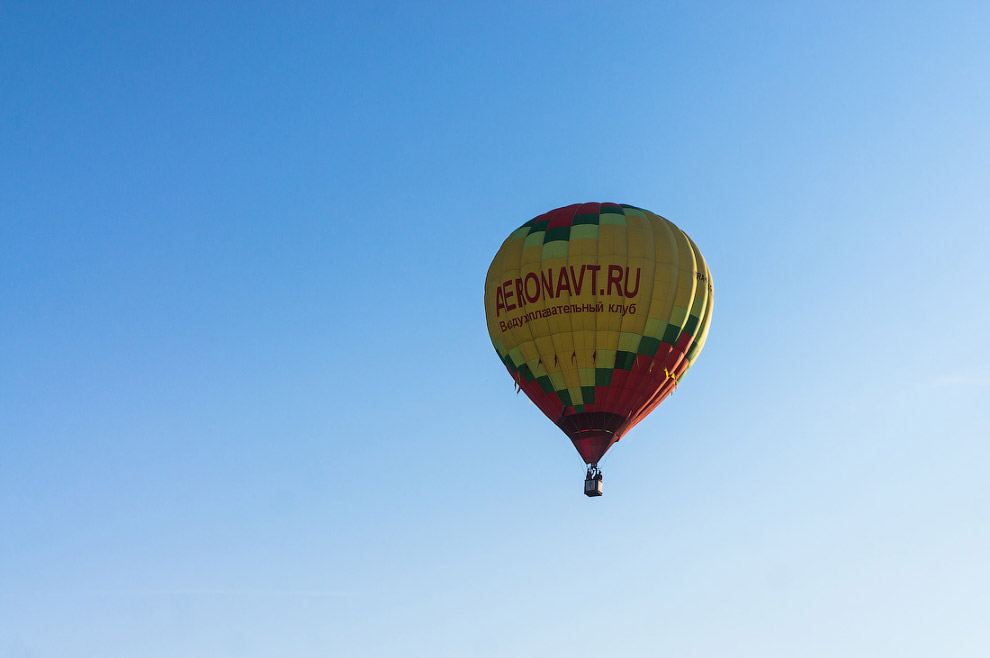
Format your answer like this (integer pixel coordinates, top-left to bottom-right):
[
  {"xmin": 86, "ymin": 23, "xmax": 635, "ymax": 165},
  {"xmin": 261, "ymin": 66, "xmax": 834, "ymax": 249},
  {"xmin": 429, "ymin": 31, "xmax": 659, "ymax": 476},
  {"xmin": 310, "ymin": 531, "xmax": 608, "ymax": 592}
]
[{"xmin": 484, "ymin": 203, "xmax": 713, "ymax": 464}]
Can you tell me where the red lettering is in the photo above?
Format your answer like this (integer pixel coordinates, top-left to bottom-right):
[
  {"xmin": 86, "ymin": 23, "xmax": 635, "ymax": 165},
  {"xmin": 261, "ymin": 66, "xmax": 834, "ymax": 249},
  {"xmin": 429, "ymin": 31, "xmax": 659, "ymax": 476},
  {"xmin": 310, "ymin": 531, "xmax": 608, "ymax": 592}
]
[
  {"xmin": 502, "ymin": 280, "xmax": 516, "ymax": 311},
  {"xmin": 514, "ymin": 277, "xmax": 525, "ymax": 309},
  {"xmin": 555, "ymin": 267, "xmax": 571, "ymax": 295},
  {"xmin": 496, "ymin": 286, "xmax": 506, "ymax": 316},
  {"xmin": 541, "ymin": 269, "xmax": 555, "ymax": 299},
  {"xmin": 569, "ymin": 265, "xmax": 587, "ymax": 295},
  {"xmin": 624, "ymin": 267, "xmax": 641, "ymax": 297},
  {"xmin": 587, "ymin": 265, "xmax": 601, "ymax": 294},
  {"xmin": 524, "ymin": 272, "xmax": 540, "ymax": 303},
  {"xmin": 607, "ymin": 265, "xmax": 624, "ymax": 296}
]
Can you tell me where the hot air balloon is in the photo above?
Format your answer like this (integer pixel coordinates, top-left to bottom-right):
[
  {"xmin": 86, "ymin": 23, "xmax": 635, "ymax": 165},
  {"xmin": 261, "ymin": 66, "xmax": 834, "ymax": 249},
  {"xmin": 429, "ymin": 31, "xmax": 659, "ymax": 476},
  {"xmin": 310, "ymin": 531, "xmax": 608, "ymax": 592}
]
[{"xmin": 484, "ymin": 203, "xmax": 713, "ymax": 496}]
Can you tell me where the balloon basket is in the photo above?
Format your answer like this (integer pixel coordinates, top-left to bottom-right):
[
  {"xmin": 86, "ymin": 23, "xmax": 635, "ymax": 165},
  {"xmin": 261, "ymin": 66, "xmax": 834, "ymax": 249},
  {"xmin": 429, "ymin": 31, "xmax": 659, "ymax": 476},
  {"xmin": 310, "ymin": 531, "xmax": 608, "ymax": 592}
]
[
  {"xmin": 584, "ymin": 478, "xmax": 603, "ymax": 497},
  {"xmin": 584, "ymin": 465, "xmax": 603, "ymax": 497}
]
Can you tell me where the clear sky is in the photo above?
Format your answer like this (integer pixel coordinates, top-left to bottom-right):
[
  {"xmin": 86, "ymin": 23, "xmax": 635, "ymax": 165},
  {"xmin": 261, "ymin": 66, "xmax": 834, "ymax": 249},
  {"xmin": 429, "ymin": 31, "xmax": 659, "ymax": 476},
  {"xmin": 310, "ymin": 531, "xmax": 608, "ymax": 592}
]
[{"xmin": 2, "ymin": 2, "xmax": 989, "ymax": 656}]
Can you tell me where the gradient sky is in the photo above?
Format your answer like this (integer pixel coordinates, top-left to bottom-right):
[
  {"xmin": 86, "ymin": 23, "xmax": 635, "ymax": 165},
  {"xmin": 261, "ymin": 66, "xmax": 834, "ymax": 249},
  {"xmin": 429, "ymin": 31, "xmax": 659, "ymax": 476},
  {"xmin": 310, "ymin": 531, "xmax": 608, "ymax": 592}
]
[{"xmin": 2, "ymin": 2, "xmax": 989, "ymax": 657}]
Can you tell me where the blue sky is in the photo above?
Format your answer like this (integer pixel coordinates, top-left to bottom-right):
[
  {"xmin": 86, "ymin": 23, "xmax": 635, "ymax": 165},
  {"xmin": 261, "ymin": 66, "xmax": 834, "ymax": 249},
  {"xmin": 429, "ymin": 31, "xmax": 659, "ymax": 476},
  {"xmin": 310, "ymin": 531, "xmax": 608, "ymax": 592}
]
[{"xmin": 2, "ymin": 2, "xmax": 989, "ymax": 656}]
